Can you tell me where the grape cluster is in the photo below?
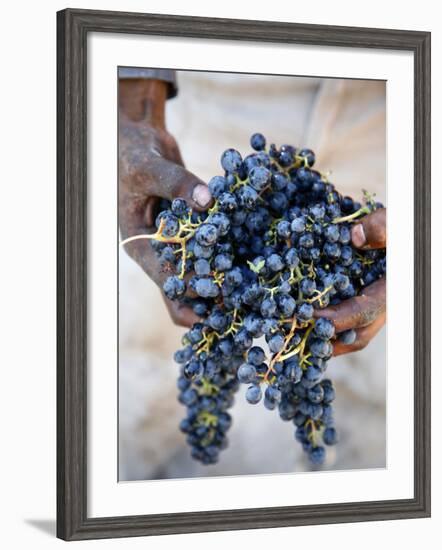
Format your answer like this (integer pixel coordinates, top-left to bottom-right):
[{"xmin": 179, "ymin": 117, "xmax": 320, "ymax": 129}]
[{"xmin": 123, "ymin": 134, "xmax": 386, "ymax": 467}]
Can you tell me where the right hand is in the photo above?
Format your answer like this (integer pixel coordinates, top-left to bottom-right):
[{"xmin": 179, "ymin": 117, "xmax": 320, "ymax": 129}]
[
  {"xmin": 118, "ymin": 79, "xmax": 213, "ymax": 327},
  {"xmin": 315, "ymin": 208, "xmax": 387, "ymax": 356}
]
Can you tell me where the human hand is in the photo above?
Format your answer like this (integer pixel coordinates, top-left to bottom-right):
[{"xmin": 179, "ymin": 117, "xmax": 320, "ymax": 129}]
[
  {"xmin": 119, "ymin": 79, "xmax": 213, "ymax": 327},
  {"xmin": 315, "ymin": 208, "xmax": 386, "ymax": 356}
]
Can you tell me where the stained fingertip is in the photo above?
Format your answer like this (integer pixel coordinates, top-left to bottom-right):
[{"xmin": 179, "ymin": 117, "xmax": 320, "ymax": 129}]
[
  {"xmin": 192, "ymin": 184, "xmax": 212, "ymax": 209},
  {"xmin": 351, "ymin": 224, "xmax": 366, "ymax": 248},
  {"xmin": 353, "ymin": 208, "xmax": 386, "ymax": 249}
]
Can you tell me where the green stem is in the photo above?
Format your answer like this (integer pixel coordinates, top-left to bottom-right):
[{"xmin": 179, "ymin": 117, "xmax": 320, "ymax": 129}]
[{"xmin": 333, "ymin": 205, "xmax": 371, "ymax": 224}]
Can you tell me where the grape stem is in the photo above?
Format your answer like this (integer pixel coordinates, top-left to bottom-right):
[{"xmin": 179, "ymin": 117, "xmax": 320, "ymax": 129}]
[
  {"xmin": 306, "ymin": 285, "xmax": 333, "ymax": 305},
  {"xmin": 198, "ymin": 411, "xmax": 218, "ymax": 427},
  {"xmin": 332, "ymin": 205, "xmax": 372, "ymax": 224},
  {"xmin": 222, "ymin": 309, "xmax": 242, "ymax": 337},
  {"xmin": 198, "ymin": 377, "xmax": 219, "ymax": 396},
  {"xmin": 265, "ymin": 317, "xmax": 298, "ymax": 382},
  {"xmin": 120, "ymin": 217, "xmax": 197, "ymax": 280},
  {"xmin": 305, "ymin": 418, "xmax": 320, "ymax": 446},
  {"xmin": 278, "ymin": 322, "xmax": 314, "ymax": 364}
]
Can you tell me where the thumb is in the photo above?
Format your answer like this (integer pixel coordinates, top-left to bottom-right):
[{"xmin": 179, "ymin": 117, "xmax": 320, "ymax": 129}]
[
  {"xmin": 351, "ymin": 208, "xmax": 386, "ymax": 249},
  {"xmin": 147, "ymin": 154, "xmax": 213, "ymax": 212}
]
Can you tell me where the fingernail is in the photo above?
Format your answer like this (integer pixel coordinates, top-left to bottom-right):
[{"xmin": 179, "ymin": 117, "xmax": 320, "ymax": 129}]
[
  {"xmin": 352, "ymin": 224, "xmax": 366, "ymax": 248},
  {"xmin": 192, "ymin": 184, "xmax": 212, "ymax": 208}
]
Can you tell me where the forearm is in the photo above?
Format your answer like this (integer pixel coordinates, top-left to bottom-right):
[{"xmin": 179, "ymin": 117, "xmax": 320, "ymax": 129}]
[{"xmin": 119, "ymin": 78, "xmax": 168, "ymax": 127}]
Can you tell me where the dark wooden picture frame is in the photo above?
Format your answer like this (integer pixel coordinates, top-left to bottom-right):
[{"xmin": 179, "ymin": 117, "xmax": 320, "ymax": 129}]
[{"xmin": 57, "ymin": 8, "xmax": 431, "ymax": 541}]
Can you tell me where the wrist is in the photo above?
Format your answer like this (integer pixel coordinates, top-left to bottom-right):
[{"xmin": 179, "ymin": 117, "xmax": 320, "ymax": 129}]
[{"xmin": 119, "ymin": 78, "xmax": 167, "ymax": 128}]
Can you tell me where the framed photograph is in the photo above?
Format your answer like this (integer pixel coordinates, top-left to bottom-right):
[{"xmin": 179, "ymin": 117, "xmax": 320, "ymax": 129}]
[{"xmin": 57, "ymin": 8, "xmax": 431, "ymax": 541}]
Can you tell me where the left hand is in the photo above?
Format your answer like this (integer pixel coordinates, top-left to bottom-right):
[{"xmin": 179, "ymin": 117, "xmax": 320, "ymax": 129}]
[
  {"xmin": 315, "ymin": 208, "xmax": 386, "ymax": 356},
  {"xmin": 119, "ymin": 78, "xmax": 212, "ymax": 328}
]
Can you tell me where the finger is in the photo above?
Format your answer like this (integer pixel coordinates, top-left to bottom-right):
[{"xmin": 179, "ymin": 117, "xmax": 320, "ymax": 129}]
[
  {"xmin": 121, "ymin": 239, "xmax": 198, "ymax": 302},
  {"xmin": 158, "ymin": 130, "xmax": 185, "ymax": 166},
  {"xmin": 333, "ymin": 311, "xmax": 386, "ymax": 356},
  {"xmin": 120, "ymin": 237, "xmax": 164, "ymax": 286},
  {"xmin": 351, "ymin": 208, "xmax": 386, "ymax": 249},
  {"xmin": 162, "ymin": 295, "xmax": 201, "ymax": 328},
  {"xmin": 314, "ymin": 277, "xmax": 386, "ymax": 332},
  {"xmin": 146, "ymin": 155, "xmax": 213, "ymax": 212}
]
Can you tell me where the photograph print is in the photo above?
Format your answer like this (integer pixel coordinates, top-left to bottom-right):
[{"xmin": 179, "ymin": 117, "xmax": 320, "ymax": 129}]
[{"xmin": 118, "ymin": 68, "xmax": 387, "ymax": 482}]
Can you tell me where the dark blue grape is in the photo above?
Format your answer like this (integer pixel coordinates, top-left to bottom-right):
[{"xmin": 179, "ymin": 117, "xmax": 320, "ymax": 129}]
[
  {"xmin": 322, "ymin": 381, "xmax": 336, "ymax": 404},
  {"xmin": 300, "ymin": 278, "xmax": 317, "ymax": 297},
  {"xmin": 333, "ymin": 272, "xmax": 350, "ymax": 291},
  {"xmin": 276, "ymin": 220, "xmax": 291, "ymax": 238},
  {"xmin": 249, "ymin": 166, "xmax": 272, "ymax": 191},
  {"xmin": 261, "ymin": 297, "xmax": 277, "ymax": 318},
  {"xmin": 208, "ymin": 175, "xmax": 228, "ymax": 198},
  {"xmin": 218, "ymin": 192, "xmax": 238, "ymax": 212},
  {"xmin": 224, "ymin": 267, "xmax": 243, "ymax": 287},
  {"xmin": 323, "ymin": 427, "xmax": 338, "ymax": 445},
  {"xmin": 309, "ymin": 446, "xmax": 326, "ymax": 465},
  {"xmin": 284, "ymin": 248, "xmax": 300, "ymax": 268},
  {"xmin": 276, "ymin": 294, "xmax": 296, "ymax": 317},
  {"xmin": 237, "ymin": 185, "xmax": 258, "ymax": 209},
  {"xmin": 250, "ymin": 132, "xmax": 266, "ymax": 151},
  {"xmin": 209, "ymin": 212, "xmax": 230, "ymax": 236},
  {"xmin": 246, "ymin": 384, "xmax": 262, "ymax": 404},
  {"xmin": 221, "ymin": 148, "xmax": 243, "ymax": 173},
  {"xmin": 268, "ymin": 332, "xmax": 285, "ymax": 353},
  {"xmin": 243, "ymin": 313, "xmax": 264, "ymax": 337},
  {"xmin": 194, "ymin": 258, "xmax": 211, "ymax": 276},
  {"xmin": 233, "ymin": 329, "xmax": 252, "ymax": 351},
  {"xmin": 307, "ymin": 384, "xmax": 325, "ymax": 404},
  {"xmin": 297, "ymin": 302, "xmax": 314, "ymax": 321},
  {"xmin": 299, "ymin": 148, "xmax": 316, "ymax": 167},
  {"xmin": 195, "ymin": 278, "xmax": 220, "ymax": 298},
  {"xmin": 309, "ymin": 338, "xmax": 333, "ymax": 359},
  {"xmin": 266, "ymin": 253, "xmax": 284, "ymax": 272},
  {"xmin": 310, "ymin": 204, "xmax": 326, "ymax": 220},
  {"xmin": 272, "ymin": 172, "xmax": 289, "ymax": 191},
  {"xmin": 324, "ymin": 224, "xmax": 340, "ymax": 243},
  {"xmin": 247, "ymin": 346, "xmax": 265, "ymax": 366},
  {"xmin": 269, "ymin": 192, "xmax": 288, "ymax": 213},
  {"xmin": 214, "ymin": 253, "xmax": 233, "ymax": 271},
  {"xmin": 171, "ymin": 198, "xmax": 189, "ymax": 217},
  {"xmin": 237, "ymin": 363, "xmax": 257, "ymax": 383},
  {"xmin": 193, "ymin": 242, "xmax": 214, "ymax": 259},
  {"xmin": 195, "ymin": 223, "xmax": 218, "ymax": 247},
  {"xmin": 314, "ymin": 318, "xmax": 335, "ymax": 339},
  {"xmin": 324, "ymin": 242, "xmax": 341, "ymax": 260},
  {"xmin": 298, "ymin": 232, "xmax": 315, "ymax": 249},
  {"xmin": 163, "ymin": 276, "xmax": 186, "ymax": 300},
  {"xmin": 207, "ymin": 308, "xmax": 229, "ymax": 332}
]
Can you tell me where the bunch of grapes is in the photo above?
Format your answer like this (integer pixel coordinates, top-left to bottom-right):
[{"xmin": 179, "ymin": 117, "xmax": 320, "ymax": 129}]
[{"xmin": 122, "ymin": 133, "xmax": 386, "ymax": 467}]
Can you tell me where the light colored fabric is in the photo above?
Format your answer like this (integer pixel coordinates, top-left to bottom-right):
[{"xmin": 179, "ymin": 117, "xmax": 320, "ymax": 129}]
[{"xmin": 118, "ymin": 72, "xmax": 386, "ymax": 481}]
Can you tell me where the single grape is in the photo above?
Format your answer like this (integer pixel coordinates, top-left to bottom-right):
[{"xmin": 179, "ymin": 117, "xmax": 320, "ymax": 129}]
[
  {"xmin": 246, "ymin": 384, "xmax": 262, "ymax": 404},
  {"xmin": 250, "ymin": 132, "xmax": 266, "ymax": 151},
  {"xmin": 323, "ymin": 427, "xmax": 338, "ymax": 446},
  {"xmin": 163, "ymin": 276, "xmax": 186, "ymax": 300},
  {"xmin": 237, "ymin": 363, "xmax": 257, "ymax": 383},
  {"xmin": 221, "ymin": 148, "xmax": 243, "ymax": 173}
]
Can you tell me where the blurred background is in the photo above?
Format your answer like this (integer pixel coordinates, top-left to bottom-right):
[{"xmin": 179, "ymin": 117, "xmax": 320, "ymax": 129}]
[{"xmin": 118, "ymin": 71, "xmax": 386, "ymax": 481}]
